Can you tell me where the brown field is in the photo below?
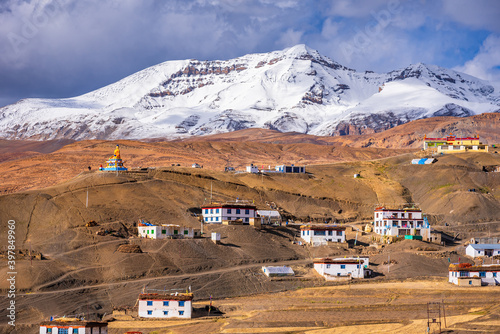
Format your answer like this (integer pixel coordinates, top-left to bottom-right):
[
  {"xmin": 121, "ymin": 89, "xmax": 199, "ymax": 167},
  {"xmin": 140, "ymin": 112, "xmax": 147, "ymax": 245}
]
[{"xmin": 108, "ymin": 280, "xmax": 500, "ymax": 334}]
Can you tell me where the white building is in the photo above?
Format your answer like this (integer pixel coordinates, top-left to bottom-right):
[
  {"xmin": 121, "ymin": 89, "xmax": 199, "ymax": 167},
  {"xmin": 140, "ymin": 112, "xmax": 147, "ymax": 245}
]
[
  {"xmin": 275, "ymin": 164, "xmax": 305, "ymax": 173},
  {"xmin": 314, "ymin": 257, "xmax": 369, "ymax": 280},
  {"xmin": 300, "ymin": 225, "xmax": 346, "ymax": 246},
  {"xmin": 138, "ymin": 293, "xmax": 193, "ymax": 319},
  {"xmin": 246, "ymin": 164, "xmax": 259, "ymax": 173},
  {"xmin": 138, "ymin": 223, "xmax": 197, "ymax": 239},
  {"xmin": 262, "ymin": 266, "xmax": 295, "ymax": 277},
  {"xmin": 449, "ymin": 263, "xmax": 500, "ymax": 286},
  {"xmin": 40, "ymin": 319, "xmax": 107, "ymax": 334},
  {"xmin": 466, "ymin": 244, "xmax": 500, "ymax": 258},
  {"xmin": 373, "ymin": 207, "xmax": 430, "ymax": 240},
  {"xmin": 201, "ymin": 202, "xmax": 257, "ymax": 224}
]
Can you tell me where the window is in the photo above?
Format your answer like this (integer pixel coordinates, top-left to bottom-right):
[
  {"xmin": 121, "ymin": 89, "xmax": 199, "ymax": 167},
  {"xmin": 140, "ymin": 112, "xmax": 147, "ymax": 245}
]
[
  {"xmin": 147, "ymin": 310, "xmax": 153, "ymax": 315},
  {"xmin": 174, "ymin": 230, "xmax": 178, "ymax": 234},
  {"xmin": 460, "ymin": 271, "xmax": 468, "ymax": 277},
  {"xmin": 162, "ymin": 229, "xmax": 166, "ymax": 234},
  {"xmin": 245, "ymin": 209, "xmax": 249, "ymax": 214},
  {"xmin": 73, "ymin": 329, "xmax": 78, "ymax": 334},
  {"xmin": 146, "ymin": 230, "xmax": 149, "ymax": 234},
  {"xmin": 314, "ymin": 230, "xmax": 326, "ymax": 236},
  {"xmin": 163, "ymin": 311, "xmax": 169, "ymax": 316},
  {"xmin": 307, "ymin": 231, "xmax": 309, "ymax": 236},
  {"xmin": 215, "ymin": 217, "xmax": 219, "ymax": 221},
  {"xmin": 47, "ymin": 329, "xmax": 52, "ymax": 333},
  {"xmin": 493, "ymin": 272, "xmax": 497, "ymax": 277},
  {"xmin": 340, "ymin": 265, "xmax": 345, "ymax": 269},
  {"xmin": 58, "ymin": 329, "xmax": 68, "ymax": 334},
  {"xmin": 236, "ymin": 209, "xmax": 241, "ymax": 214},
  {"xmin": 357, "ymin": 265, "xmax": 360, "ymax": 269},
  {"xmin": 216, "ymin": 208, "xmax": 219, "ymax": 213},
  {"xmin": 479, "ymin": 272, "xmax": 486, "ymax": 277},
  {"xmin": 469, "ymin": 280, "xmax": 472, "ymax": 285},
  {"xmin": 179, "ymin": 301, "xmax": 185, "ymax": 307},
  {"xmin": 205, "ymin": 209, "xmax": 208, "ymax": 214},
  {"xmin": 205, "ymin": 217, "xmax": 208, "ymax": 221},
  {"xmin": 326, "ymin": 264, "xmax": 330, "ymax": 269},
  {"xmin": 184, "ymin": 229, "xmax": 189, "ymax": 234},
  {"xmin": 328, "ymin": 231, "xmax": 332, "ymax": 236},
  {"xmin": 337, "ymin": 231, "xmax": 343, "ymax": 236},
  {"xmin": 163, "ymin": 301, "xmax": 169, "ymax": 306},
  {"xmin": 147, "ymin": 301, "xmax": 153, "ymax": 306},
  {"xmin": 210, "ymin": 209, "xmax": 213, "ymax": 214},
  {"xmin": 227, "ymin": 209, "xmax": 232, "ymax": 214},
  {"xmin": 210, "ymin": 217, "xmax": 213, "ymax": 221},
  {"xmin": 245, "ymin": 218, "xmax": 249, "ymax": 223},
  {"xmin": 179, "ymin": 311, "xmax": 184, "ymax": 316}
]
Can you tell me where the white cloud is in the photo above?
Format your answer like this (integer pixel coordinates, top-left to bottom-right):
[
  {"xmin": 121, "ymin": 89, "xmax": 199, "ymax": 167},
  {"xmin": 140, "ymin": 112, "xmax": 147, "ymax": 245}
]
[
  {"xmin": 443, "ymin": 0, "xmax": 500, "ymax": 33},
  {"xmin": 454, "ymin": 34, "xmax": 500, "ymax": 84}
]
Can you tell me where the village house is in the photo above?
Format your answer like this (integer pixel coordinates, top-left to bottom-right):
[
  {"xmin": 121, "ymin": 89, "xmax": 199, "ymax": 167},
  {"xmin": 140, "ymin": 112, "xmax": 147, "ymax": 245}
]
[
  {"xmin": 373, "ymin": 207, "xmax": 431, "ymax": 240},
  {"xmin": 39, "ymin": 318, "xmax": 107, "ymax": 334},
  {"xmin": 275, "ymin": 164, "xmax": 305, "ymax": 173},
  {"xmin": 262, "ymin": 266, "xmax": 295, "ymax": 277},
  {"xmin": 423, "ymin": 134, "xmax": 488, "ymax": 153},
  {"xmin": 138, "ymin": 293, "xmax": 193, "ymax": 319},
  {"xmin": 448, "ymin": 263, "xmax": 500, "ymax": 286},
  {"xmin": 138, "ymin": 222, "xmax": 199, "ymax": 239},
  {"xmin": 246, "ymin": 164, "xmax": 259, "ymax": 173},
  {"xmin": 314, "ymin": 257, "xmax": 369, "ymax": 280},
  {"xmin": 201, "ymin": 201, "xmax": 257, "ymax": 224},
  {"xmin": 300, "ymin": 225, "xmax": 346, "ymax": 246},
  {"xmin": 466, "ymin": 244, "xmax": 500, "ymax": 258}
]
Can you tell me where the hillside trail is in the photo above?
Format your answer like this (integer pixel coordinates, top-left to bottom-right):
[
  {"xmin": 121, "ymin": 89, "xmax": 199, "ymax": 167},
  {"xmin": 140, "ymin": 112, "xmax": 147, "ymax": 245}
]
[{"xmin": 21, "ymin": 258, "xmax": 312, "ymax": 297}]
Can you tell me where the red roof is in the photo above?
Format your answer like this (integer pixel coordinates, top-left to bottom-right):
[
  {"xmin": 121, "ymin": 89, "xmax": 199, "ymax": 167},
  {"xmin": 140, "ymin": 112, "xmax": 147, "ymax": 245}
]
[
  {"xmin": 300, "ymin": 225, "xmax": 345, "ymax": 231},
  {"xmin": 314, "ymin": 258, "xmax": 364, "ymax": 265},
  {"xmin": 139, "ymin": 293, "xmax": 193, "ymax": 301}
]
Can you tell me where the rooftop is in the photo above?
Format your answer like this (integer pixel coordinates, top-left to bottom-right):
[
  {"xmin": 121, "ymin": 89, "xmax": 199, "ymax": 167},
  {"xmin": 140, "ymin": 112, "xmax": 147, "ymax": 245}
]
[
  {"xmin": 300, "ymin": 224, "xmax": 345, "ymax": 231},
  {"xmin": 40, "ymin": 319, "xmax": 107, "ymax": 327},
  {"xmin": 314, "ymin": 258, "xmax": 364, "ymax": 265},
  {"xmin": 467, "ymin": 244, "xmax": 500, "ymax": 249},
  {"xmin": 139, "ymin": 293, "xmax": 193, "ymax": 301}
]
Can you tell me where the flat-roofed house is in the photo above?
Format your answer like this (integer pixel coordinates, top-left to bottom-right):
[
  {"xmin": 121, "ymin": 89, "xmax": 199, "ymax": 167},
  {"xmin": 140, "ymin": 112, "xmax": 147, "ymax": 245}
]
[
  {"xmin": 314, "ymin": 257, "xmax": 369, "ymax": 280},
  {"xmin": 300, "ymin": 225, "xmax": 346, "ymax": 246},
  {"xmin": 138, "ymin": 293, "xmax": 193, "ymax": 319},
  {"xmin": 449, "ymin": 263, "xmax": 500, "ymax": 286},
  {"xmin": 373, "ymin": 207, "xmax": 430, "ymax": 240},
  {"xmin": 201, "ymin": 201, "xmax": 257, "ymax": 224},
  {"xmin": 39, "ymin": 319, "xmax": 107, "ymax": 334},
  {"xmin": 138, "ymin": 223, "xmax": 197, "ymax": 239}
]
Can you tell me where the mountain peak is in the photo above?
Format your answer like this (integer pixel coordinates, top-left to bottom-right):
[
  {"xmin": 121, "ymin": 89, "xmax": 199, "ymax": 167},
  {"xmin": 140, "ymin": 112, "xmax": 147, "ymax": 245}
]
[{"xmin": 0, "ymin": 46, "xmax": 498, "ymax": 140}]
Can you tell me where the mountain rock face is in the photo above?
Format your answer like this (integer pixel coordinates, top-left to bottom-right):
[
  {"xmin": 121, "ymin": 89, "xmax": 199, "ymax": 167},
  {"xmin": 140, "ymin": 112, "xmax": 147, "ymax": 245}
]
[{"xmin": 0, "ymin": 45, "xmax": 499, "ymax": 140}]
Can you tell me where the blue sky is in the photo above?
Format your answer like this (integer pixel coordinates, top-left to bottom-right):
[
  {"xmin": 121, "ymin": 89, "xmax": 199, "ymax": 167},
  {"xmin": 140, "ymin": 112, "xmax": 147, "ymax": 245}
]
[{"xmin": 0, "ymin": 0, "xmax": 499, "ymax": 107}]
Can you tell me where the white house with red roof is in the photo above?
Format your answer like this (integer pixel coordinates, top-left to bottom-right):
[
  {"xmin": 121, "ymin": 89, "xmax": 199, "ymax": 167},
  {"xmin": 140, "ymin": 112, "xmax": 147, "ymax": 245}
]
[
  {"xmin": 373, "ymin": 207, "xmax": 430, "ymax": 239},
  {"xmin": 39, "ymin": 319, "xmax": 107, "ymax": 334},
  {"xmin": 449, "ymin": 263, "xmax": 500, "ymax": 286},
  {"xmin": 314, "ymin": 257, "xmax": 369, "ymax": 280},
  {"xmin": 201, "ymin": 201, "xmax": 257, "ymax": 224},
  {"xmin": 138, "ymin": 293, "xmax": 193, "ymax": 319},
  {"xmin": 300, "ymin": 225, "xmax": 346, "ymax": 246}
]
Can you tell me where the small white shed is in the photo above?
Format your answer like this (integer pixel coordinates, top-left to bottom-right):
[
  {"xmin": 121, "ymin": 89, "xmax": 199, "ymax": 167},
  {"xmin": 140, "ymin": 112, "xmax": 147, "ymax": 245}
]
[{"xmin": 466, "ymin": 244, "xmax": 500, "ymax": 258}]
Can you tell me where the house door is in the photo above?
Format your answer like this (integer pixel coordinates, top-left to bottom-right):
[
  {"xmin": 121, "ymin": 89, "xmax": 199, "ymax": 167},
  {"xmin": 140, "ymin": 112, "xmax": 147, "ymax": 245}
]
[
  {"xmin": 408, "ymin": 213, "xmax": 412, "ymax": 219},
  {"xmin": 485, "ymin": 250, "xmax": 493, "ymax": 256}
]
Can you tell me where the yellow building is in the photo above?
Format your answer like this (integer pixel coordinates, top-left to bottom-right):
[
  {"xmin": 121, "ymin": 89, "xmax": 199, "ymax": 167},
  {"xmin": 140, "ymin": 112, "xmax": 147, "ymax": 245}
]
[{"xmin": 423, "ymin": 134, "xmax": 488, "ymax": 154}]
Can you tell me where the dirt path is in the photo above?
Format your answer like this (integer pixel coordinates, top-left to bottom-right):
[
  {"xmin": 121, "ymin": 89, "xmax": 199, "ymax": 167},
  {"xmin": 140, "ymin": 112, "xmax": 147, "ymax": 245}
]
[{"xmin": 18, "ymin": 258, "xmax": 312, "ymax": 296}]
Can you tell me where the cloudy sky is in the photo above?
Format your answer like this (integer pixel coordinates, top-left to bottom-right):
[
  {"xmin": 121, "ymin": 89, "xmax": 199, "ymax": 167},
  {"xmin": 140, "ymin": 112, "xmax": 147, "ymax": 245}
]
[{"xmin": 0, "ymin": 0, "xmax": 499, "ymax": 107}]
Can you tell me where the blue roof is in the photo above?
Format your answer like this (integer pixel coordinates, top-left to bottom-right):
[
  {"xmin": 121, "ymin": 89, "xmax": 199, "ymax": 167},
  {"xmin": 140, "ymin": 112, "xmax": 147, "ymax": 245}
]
[{"xmin": 468, "ymin": 244, "xmax": 500, "ymax": 249}]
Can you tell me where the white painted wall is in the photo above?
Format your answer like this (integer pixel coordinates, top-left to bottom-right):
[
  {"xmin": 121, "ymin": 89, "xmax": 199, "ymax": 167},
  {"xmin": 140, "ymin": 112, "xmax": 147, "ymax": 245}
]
[
  {"xmin": 314, "ymin": 262, "xmax": 365, "ymax": 279},
  {"xmin": 301, "ymin": 229, "xmax": 345, "ymax": 245},
  {"xmin": 138, "ymin": 299, "xmax": 192, "ymax": 319},
  {"xmin": 202, "ymin": 207, "xmax": 256, "ymax": 224}
]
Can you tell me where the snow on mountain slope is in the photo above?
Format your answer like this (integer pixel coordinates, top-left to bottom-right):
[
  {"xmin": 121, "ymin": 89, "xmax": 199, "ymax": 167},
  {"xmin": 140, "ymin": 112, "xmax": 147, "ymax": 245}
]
[{"xmin": 0, "ymin": 45, "xmax": 498, "ymax": 140}]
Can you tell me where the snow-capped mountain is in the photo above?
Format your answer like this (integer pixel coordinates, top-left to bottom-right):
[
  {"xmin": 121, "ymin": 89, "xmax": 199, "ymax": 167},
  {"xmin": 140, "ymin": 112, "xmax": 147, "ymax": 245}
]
[{"xmin": 0, "ymin": 45, "xmax": 499, "ymax": 140}]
